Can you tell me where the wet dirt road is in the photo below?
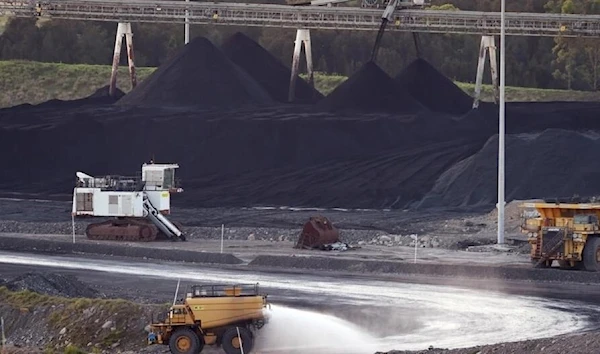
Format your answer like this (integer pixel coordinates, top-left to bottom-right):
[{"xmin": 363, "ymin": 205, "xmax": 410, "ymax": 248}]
[{"xmin": 1, "ymin": 251, "xmax": 599, "ymax": 353}]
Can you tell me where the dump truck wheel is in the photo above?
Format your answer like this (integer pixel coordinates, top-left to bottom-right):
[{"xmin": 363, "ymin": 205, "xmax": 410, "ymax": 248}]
[
  {"xmin": 582, "ymin": 236, "xmax": 600, "ymax": 272},
  {"xmin": 169, "ymin": 327, "xmax": 203, "ymax": 354},
  {"xmin": 221, "ymin": 326, "xmax": 253, "ymax": 354}
]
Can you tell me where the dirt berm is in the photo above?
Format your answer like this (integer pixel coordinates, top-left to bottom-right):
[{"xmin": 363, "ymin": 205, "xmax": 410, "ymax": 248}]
[
  {"xmin": 0, "ymin": 234, "xmax": 243, "ymax": 265},
  {"xmin": 249, "ymin": 255, "xmax": 600, "ymax": 284}
]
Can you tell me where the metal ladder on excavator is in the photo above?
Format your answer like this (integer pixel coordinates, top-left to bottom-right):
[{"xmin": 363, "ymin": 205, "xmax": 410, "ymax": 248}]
[{"xmin": 143, "ymin": 195, "xmax": 186, "ymax": 241}]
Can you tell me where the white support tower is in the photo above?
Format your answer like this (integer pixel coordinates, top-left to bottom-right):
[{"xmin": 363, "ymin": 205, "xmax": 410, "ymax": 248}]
[
  {"xmin": 288, "ymin": 29, "xmax": 314, "ymax": 102},
  {"xmin": 473, "ymin": 35, "xmax": 499, "ymax": 109},
  {"xmin": 72, "ymin": 162, "xmax": 186, "ymax": 242},
  {"xmin": 109, "ymin": 22, "xmax": 137, "ymax": 97},
  {"xmin": 497, "ymin": 0, "xmax": 506, "ymax": 245},
  {"xmin": 185, "ymin": 0, "xmax": 190, "ymax": 44}
]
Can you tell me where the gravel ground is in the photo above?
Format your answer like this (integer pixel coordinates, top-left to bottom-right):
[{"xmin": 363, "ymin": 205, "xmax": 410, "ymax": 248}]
[
  {"xmin": 380, "ymin": 330, "xmax": 600, "ymax": 354},
  {"xmin": 0, "ymin": 198, "xmax": 530, "ymax": 250}
]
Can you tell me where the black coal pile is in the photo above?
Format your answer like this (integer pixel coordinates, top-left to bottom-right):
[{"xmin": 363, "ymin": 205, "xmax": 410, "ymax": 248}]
[
  {"xmin": 416, "ymin": 129, "xmax": 600, "ymax": 209},
  {"xmin": 396, "ymin": 58, "xmax": 473, "ymax": 115},
  {"xmin": 180, "ymin": 137, "xmax": 482, "ymax": 209},
  {"xmin": 117, "ymin": 36, "xmax": 273, "ymax": 108},
  {"xmin": 0, "ymin": 85, "xmax": 124, "ymax": 116},
  {"xmin": 221, "ymin": 32, "xmax": 323, "ymax": 103},
  {"xmin": 316, "ymin": 61, "xmax": 424, "ymax": 113},
  {"xmin": 4, "ymin": 272, "xmax": 101, "ymax": 298}
]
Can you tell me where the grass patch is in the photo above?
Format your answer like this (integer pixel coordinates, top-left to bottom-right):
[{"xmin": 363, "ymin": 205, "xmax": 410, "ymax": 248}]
[
  {"xmin": 0, "ymin": 60, "xmax": 155, "ymax": 107},
  {"xmin": 0, "ymin": 60, "xmax": 599, "ymax": 108},
  {"xmin": 0, "ymin": 16, "xmax": 9, "ymax": 35}
]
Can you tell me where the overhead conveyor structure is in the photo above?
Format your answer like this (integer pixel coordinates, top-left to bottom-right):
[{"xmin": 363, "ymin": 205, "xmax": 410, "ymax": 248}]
[
  {"xmin": 1, "ymin": 0, "xmax": 600, "ymax": 37},
  {"xmin": 3, "ymin": 0, "xmax": 599, "ymax": 106}
]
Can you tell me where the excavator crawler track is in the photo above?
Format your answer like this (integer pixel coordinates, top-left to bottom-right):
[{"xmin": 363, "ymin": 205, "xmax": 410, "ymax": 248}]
[{"xmin": 85, "ymin": 218, "xmax": 161, "ymax": 242}]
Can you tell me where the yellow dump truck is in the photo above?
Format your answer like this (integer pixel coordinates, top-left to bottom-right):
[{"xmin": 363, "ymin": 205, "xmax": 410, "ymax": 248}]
[
  {"xmin": 148, "ymin": 283, "xmax": 269, "ymax": 354},
  {"xmin": 521, "ymin": 201, "xmax": 600, "ymax": 271}
]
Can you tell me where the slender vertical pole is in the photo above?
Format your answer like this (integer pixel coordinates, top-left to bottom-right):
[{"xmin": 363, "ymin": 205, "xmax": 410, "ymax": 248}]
[
  {"xmin": 172, "ymin": 278, "xmax": 181, "ymax": 306},
  {"xmin": 236, "ymin": 326, "xmax": 245, "ymax": 354},
  {"xmin": 185, "ymin": 0, "xmax": 190, "ymax": 44},
  {"xmin": 1, "ymin": 316, "xmax": 5, "ymax": 354},
  {"xmin": 497, "ymin": 0, "xmax": 506, "ymax": 245},
  {"xmin": 71, "ymin": 213, "xmax": 76, "ymax": 244},
  {"xmin": 220, "ymin": 224, "xmax": 224, "ymax": 253},
  {"xmin": 414, "ymin": 235, "xmax": 418, "ymax": 264}
]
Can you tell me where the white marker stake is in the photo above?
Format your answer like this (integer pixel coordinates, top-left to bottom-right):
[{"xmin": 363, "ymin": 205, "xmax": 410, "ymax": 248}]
[
  {"xmin": 221, "ymin": 224, "xmax": 224, "ymax": 254},
  {"xmin": 236, "ymin": 326, "xmax": 244, "ymax": 354},
  {"xmin": 71, "ymin": 213, "xmax": 76, "ymax": 244},
  {"xmin": 1, "ymin": 316, "xmax": 5, "ymax": 354},
  {"xmin": 414, "ymin": 235, "xmax": 418, "ymax": 264}
]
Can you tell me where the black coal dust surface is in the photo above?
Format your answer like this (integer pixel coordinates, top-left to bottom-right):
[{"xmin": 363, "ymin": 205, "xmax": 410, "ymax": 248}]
[
  {"xmin": 396, "ymin": 58, "xmax": 472, "ymax": 115},
  {"xmin": 317, "ymin": 61, "xmax": 424, "ymax": 114},
  {"xmin": 416, "ymin": 129, "xmax": 600, "ymax": 210},
  {"xmin": 117, "ymin": 36, "xmax": 273, "ymax": 109},
  {"xmin": 2, "ymin": 35, "xmax": 600, "ymax": 211},
  {"xmin": 221, "ymin": 32, "xmax": 323, "ymax": 103},
  {"xmin": 2, "ymin": 272, "xmax": 100, "ymax": 298}
]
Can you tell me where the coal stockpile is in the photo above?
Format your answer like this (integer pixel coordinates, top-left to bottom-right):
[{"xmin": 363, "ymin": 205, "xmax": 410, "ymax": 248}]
[
  {"xmin": 396, "ymin": 58, "xmax": 473, "ymax": 115},
  {"xmin": 117, "ymin": 36, "xmax": 274, "ymax": 108},
  {"xmin": 221, "ymin": 32, "xmax": 323, "ymax": 103},
  {"xmin": 316, "ymin": 61, "xmax": 424, "ymax": 113},
  {"xmin": 4, "ymin": 36, "xmax": 600, "ymax": 211},
  {"xmin": 0, "ymin": 85, "xmax": 123, "ymax": 117},
  {"xmin": 179, "ymin": 138, "xmax": 482, "ymax": 209},
  {"xmin": 0, "ymin": 105, "xmax": 470, "ymax": 208},
  {"xmin": 416, "ymin": 129, "xmax": 600, "ymax": 209}
]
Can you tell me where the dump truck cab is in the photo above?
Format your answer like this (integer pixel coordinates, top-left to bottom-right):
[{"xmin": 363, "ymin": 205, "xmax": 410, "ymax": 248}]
[
  {"xmin": 148, "ymin": 283, "xmax": 269, "ymax": 354},
  {"xmin": 521, "ymin": 201, "xmax": 600, "ymax": 271}
]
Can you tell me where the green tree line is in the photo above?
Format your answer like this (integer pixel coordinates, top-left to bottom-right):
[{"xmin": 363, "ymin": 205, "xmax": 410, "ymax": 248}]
[{"xmin": 0, "ymin": 0, "xmax": 598, "ymax": 90}]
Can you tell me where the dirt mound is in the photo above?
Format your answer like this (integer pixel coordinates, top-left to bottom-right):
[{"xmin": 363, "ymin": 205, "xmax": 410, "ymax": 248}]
[
  {"xmin": 316, "ymin": 61, "xmax": 424, "ymax": 113},
  {"xmin": 395, "ymin": 58, "xmax": 473, "ymax": 115},
  {"xmin": 117, "ymin": 36, "xmax": 273, "ymax": 108},
  {"xmin": 4, "ymin": 272, "xmax": 100, "ymax": 298},
  {"xmin": 416, "ymin": 129, "xmax": 600, "ymax": 209},
  {"xmin": 221, "ymin": 32, "xmax": 323, "ymax": 103}
]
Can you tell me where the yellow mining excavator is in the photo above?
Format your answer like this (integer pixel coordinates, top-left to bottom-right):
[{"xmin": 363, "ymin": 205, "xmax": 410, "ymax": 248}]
[
  {"xmin": 148, "ymin": 283, "xmax": 270, "ymax": 354},
  {"xmin": 71, "ymin": 162, "xmax": 186, "ymax": 242},
  {"xmin": 521, "ymin": 200, "xmax": 600, "ymax": 271}
]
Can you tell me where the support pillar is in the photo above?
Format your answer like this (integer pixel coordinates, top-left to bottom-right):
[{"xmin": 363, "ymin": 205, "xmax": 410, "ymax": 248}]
[
  {"xmin": 185, "ymin": 0, "xmax": 190, "ymax": 44},
  {"xmin": 288, "ymin": 29, "xmax": 314, "ymax": 103},
  {"xmin": 109, "ymin": 22, "xmax": 137, "ymax": 97},
  {"xmin": 473, "ymin": 35, "xmax": 499, "ymax": 109}
]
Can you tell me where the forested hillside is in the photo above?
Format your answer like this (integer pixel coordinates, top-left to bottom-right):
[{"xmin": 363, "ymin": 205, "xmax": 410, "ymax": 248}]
[{"xmin": 0, "ymin": 0, "xmax": 599, "ymax": 90}]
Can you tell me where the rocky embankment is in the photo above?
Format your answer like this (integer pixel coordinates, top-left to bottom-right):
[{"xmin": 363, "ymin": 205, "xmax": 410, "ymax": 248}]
[{"xmin": 0, "ymin": 273, "xmax": 165, "ymax": 354}]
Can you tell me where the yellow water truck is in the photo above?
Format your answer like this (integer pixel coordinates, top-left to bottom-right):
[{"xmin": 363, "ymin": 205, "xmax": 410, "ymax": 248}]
[
  {"xmin": 148, "ymin": 283, "xmax": 270, "ymax": 354},
  {"xmin": 521, "ymin": 201, "xmax": 600, "ymax": 271}
]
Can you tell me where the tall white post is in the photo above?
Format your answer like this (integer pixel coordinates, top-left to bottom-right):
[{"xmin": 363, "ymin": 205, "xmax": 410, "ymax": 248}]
[
  {"xmin": 220, "ymin": 224, "xmax": 224, "ymax": 253},
  {"xmin": 497, "ymin": 0, "xmax": 506, "ymax": 245},
  {"xmin": 71, "ymin": 213, "xmax": 76, "ymax": 244},
  {"xmin": 1, "ymin": 316, "xmax": 5, "ymax": 354},
  {"xmin": 185, "ymin": 0, "xmax": 190, "ymax": 44}
]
